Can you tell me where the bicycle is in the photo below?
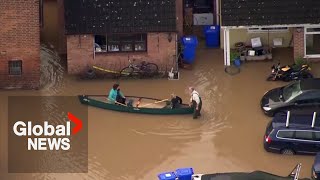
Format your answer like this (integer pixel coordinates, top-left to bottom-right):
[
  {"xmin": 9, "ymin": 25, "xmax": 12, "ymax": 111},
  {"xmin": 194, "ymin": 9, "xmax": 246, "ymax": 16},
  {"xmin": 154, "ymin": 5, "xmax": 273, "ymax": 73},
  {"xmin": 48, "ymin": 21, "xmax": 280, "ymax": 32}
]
[{"xmin": 119, "ymin": 56, "xmax": 159, "ymax": 78}]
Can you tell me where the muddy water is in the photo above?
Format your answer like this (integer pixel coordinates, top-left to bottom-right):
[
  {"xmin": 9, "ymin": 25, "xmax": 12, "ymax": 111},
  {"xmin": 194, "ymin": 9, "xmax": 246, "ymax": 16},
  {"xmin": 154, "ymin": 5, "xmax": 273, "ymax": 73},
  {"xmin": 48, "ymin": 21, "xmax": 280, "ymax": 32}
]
[
  {"xmin": 1, "ymin": 0, "xmax": 319, "ymax": 179},
  {"xmin": 1, "ymin": 46, "xmax": 318, "ymax": 180}
]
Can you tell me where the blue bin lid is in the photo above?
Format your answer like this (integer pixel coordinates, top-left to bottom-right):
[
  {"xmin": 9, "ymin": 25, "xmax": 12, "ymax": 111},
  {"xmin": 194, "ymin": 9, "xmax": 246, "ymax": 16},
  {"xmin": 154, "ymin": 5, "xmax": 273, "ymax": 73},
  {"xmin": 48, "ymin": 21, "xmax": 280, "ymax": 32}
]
[
  {"xmin": 158, "ymin": 172, "xmax": 177, "ymax": 180},
  {"xmin": 176, "ymin": 168, "xmax": 194, "ymax": 176},
  {"xmin": 182, "ymin": 36, "xmax": 198, "ymax": 46},
  {"xmin": 205, "ymin": 25, "xmax": 220, "ymax": 34}
]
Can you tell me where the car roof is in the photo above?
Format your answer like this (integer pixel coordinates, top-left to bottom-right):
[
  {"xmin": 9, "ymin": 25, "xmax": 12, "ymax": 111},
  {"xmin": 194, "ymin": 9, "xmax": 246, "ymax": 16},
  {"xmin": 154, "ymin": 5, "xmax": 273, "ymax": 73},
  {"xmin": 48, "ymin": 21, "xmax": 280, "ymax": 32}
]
[
  {"xmin": 200, "ymin": 171, "xmax": 293, "ymax": 180},
  {"xmin": 314, "ymin": 153, "xmax": 320, "ymax": 172},
  {"xmin": 273, "ymin": 112, "xmax": 320, "ymax": 129},
  {"xmin": 300, "ymin": 78, "xmax": 320, "ymax": 91}
]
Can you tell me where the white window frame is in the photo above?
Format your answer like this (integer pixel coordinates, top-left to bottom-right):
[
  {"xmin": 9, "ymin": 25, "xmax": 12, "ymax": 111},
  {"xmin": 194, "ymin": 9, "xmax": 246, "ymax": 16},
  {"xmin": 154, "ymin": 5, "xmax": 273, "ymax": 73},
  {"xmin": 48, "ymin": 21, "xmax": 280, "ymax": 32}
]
[
  {"xmin": 247, "ymin": 27, "xmax": 289, "ymax": 33},
  {"xmin": 304, "ymin": 26, "xmax": 320, "ymax": 58}
]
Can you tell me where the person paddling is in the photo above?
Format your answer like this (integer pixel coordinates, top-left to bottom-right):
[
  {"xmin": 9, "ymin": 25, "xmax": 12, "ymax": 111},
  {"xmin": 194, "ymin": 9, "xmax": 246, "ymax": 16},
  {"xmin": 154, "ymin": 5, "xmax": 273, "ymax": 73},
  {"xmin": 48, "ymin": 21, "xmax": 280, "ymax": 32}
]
[
  {"xmin": 189, "ymin": 87, "xmax": 202, "ymax": 119},
  {"xmin": 108, "ymin": 83, "xmax": 126, "ymax": 104}
]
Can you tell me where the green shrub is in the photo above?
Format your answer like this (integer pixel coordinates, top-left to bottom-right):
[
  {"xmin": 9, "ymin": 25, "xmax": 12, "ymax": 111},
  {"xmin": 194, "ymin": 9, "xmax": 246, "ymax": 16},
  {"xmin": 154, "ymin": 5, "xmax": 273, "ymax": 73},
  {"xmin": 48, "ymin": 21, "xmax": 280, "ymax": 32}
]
[{"xmin": 230, "ymin": 51, "xmax": 240, "ymax": 62}]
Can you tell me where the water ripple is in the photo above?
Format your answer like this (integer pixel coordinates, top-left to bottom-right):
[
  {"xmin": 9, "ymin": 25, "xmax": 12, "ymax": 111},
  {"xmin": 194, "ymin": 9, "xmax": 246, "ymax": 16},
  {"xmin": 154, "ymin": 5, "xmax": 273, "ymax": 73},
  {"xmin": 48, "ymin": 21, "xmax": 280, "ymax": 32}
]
[{"xmin": 40, "ymin": 44, "xmax": 65, "ymax": 95}]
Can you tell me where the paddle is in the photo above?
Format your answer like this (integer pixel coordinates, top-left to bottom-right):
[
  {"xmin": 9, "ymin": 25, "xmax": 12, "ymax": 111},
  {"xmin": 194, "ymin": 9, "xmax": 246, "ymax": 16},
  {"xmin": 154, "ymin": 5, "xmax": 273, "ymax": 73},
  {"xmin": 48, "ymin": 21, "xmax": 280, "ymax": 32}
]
[
  {"xmin": 138, "ymin": 99, "xmax": 169, "ymax": 108},
  {"xmin": 107, "ymin": 98, "xmax": 127, "ymax": 107}
]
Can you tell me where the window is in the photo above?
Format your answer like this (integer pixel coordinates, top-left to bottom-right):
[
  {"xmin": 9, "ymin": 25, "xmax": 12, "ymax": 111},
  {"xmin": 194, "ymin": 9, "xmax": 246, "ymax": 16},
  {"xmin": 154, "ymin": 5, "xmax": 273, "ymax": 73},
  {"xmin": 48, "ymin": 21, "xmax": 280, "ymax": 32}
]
[
  {"xmin": 277, "ymin": 130, "xmax": 294, "ymax": 139},
  {"xmin": 248, "ymin": 27, "xmax": 289, "ymax": 33},
  {"xmin": 314, "ymin": 132, "xmax": 320, "ymax": 141},
  {"xmin": 94, "ymin": 34, "xmax": 147, "ymax": 53},
  {"xmin": 193, "ymin": 0, "xmax": 213, "ymax": 13},
  {"xmin": 282, "ymin": 82, "xmax": 302, "ymax": 102},
  {"xmin": 305, "ymin": 27, "xmax": 320, "ymax": 57},
  {"xmin": 295, "ymin": 131, "xmax": 313, "ymax": 141},
  {"xmin": 8, "ymin": 60, "xmax": 22, "ymax": 75}
]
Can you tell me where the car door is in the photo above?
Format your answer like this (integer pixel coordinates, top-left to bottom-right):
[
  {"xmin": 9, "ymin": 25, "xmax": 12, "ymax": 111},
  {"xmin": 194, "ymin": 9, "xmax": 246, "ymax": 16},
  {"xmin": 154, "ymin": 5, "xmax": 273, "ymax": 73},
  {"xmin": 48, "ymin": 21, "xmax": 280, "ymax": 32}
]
[{"xmin": 293, "ymin": 130, "xmax": 316, "ymax": 154}]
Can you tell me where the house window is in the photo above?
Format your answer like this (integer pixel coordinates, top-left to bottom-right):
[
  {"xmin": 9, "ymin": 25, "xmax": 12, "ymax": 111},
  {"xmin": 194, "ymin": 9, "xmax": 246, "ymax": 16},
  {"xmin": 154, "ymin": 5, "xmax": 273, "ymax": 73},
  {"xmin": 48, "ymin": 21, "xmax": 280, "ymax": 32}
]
[
  {"xmin": 305, "ymin": 27, "xmax": 320, "ymax": 58},
  {"xmin": 248, "ymin": 27, "xmax": 289, "ymax": 33},
  {"xmin": 8, "ymin": 60, "xmax": 22, "ymax": 75},
  {"xmin": 94, "ymin": 34, "xmax": 147, "ymax": 53}
]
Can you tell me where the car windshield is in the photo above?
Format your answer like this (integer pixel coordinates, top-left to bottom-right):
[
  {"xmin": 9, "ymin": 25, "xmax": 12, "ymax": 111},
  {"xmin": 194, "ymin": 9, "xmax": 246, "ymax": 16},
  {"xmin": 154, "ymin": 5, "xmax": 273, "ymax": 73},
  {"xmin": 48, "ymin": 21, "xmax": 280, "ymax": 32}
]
[{"xmin": 282, "ymin": 82, "xmax": 302, "ymax": 101}]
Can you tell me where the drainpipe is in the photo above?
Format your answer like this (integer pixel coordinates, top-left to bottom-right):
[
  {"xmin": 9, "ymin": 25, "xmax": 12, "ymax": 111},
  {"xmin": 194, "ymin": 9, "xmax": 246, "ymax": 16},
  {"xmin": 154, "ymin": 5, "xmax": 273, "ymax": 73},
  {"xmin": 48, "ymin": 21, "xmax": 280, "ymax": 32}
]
[
  {"xmin": 223, "ymin": 28, "xmax": 230, "ymax": 66},
  {"xmin": 216, "ymin": 0, "xmax": 220, "ymax": 25}
]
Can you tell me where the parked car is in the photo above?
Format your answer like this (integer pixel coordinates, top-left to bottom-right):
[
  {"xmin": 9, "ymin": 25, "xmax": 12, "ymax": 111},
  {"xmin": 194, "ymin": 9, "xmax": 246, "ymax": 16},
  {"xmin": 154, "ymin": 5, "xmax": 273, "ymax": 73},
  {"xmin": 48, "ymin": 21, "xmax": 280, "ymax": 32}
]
[
  {"xmin": 261, "ymin": 78, "xmax": 320, "ymax": 117},
  {"xmin": 193, "ymin": 163, "xmax": 304, "ymax": 180},
  {"xmin": 312, "ymin": 152, "xmax": 320, "ymax": 180},
  {"xmin": 264, "ymin": 111, "xmax": 320, "ymax": 155}
]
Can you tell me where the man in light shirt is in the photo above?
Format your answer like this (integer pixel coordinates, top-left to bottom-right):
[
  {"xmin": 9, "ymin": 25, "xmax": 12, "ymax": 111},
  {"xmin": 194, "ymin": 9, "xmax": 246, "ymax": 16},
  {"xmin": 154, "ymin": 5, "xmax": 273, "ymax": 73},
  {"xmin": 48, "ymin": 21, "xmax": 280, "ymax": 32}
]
[{"xmin": 189, "ymin": 87, "xmax": 202, "ymax": 119}]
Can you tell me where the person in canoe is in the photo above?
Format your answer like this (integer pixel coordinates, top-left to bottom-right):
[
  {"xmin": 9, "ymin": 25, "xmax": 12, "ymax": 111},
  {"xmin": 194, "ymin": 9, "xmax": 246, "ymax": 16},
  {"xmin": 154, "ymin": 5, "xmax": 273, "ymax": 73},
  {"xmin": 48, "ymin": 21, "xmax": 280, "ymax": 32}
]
[
  {"xmin": 170, "ymin": 93, "xmax": 182, "ymax": 109},
  {"xmin": 189, "ymin": 87, "xmax": 202, "ymax": 119},
  {"xmin": 108, "ymin": 83, "xmax": 126, "ymax": 105}
]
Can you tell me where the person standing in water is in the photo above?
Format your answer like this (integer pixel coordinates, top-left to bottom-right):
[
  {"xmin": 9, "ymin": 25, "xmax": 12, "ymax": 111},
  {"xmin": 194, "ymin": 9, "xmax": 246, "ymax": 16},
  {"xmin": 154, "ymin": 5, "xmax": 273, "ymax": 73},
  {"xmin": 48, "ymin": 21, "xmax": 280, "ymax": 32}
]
[{"xmin": 189, "ymin": 87, "xmax": 202, "ymax": 119}]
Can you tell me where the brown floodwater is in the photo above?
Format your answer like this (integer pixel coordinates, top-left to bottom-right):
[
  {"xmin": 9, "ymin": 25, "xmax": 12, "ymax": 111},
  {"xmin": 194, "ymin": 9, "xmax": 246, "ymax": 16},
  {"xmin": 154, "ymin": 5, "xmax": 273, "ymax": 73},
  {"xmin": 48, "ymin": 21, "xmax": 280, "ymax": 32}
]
[
  {"xmin": 1, "ymin": 46, "xmax": 319, "ymax": 180},
  {"xmin": 1, "ymin": 1, "xmax": 320, "ymax": 180}
]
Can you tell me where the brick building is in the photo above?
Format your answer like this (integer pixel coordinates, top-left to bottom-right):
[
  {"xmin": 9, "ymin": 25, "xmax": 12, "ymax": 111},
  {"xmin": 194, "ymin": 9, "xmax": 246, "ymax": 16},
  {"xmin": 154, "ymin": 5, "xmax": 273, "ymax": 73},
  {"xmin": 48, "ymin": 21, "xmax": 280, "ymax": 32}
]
[
  {"xmin": 0, "ymin": 0, "xmax": 40, "ymax": 89},
  {"xmin": 63, "ymin": 0, "xmax": 183, "ymax": 75},
  {"xmin": 220, "ymin": 0, "xmax": 320, "ymax": 65}
]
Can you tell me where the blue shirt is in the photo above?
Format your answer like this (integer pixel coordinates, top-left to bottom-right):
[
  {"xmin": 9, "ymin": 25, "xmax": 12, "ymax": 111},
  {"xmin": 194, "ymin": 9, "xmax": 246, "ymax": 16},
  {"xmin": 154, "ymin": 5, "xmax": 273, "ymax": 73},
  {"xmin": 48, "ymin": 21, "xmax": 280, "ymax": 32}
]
[{"xmin": 108, "ymin": 89, "xmax": 124, "ymax": 103}]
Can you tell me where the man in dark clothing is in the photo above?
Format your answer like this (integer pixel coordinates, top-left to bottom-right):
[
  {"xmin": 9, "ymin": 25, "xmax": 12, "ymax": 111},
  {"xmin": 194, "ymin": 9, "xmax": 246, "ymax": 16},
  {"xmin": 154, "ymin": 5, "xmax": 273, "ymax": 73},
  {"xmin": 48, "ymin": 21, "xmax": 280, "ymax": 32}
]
[{"xmin": 170, "ymin": 94, "xmax": 182, "ymax": 109}]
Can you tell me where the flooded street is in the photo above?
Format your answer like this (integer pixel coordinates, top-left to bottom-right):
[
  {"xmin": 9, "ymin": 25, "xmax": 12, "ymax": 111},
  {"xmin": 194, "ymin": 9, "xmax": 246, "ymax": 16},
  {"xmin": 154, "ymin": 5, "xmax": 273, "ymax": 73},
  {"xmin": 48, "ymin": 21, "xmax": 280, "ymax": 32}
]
[
  {"xmin": 1, "ymin": 47, "xmax": 319, "ymax": 179},
  {"xmin": 1, "ymin": 1, "xmax": 320, "ymax": 180}
]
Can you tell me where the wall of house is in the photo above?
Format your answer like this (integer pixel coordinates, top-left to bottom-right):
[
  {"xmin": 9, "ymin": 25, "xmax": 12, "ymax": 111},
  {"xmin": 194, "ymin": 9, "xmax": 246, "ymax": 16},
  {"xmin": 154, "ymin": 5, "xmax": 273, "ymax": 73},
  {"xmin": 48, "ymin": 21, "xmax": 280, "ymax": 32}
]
[
  {"xmin": 293, "ymin": 28, "xmax": 305, "ymax": 60},
  {"xmin": 220, "ymin": 28, "xmax": 293, "ymax": 49},
  {"xmin": 0, "ymin": 0, "xmax": 40, "ymax": 89},
  {"xmin": 67, "ymin": 33, "xmax": 177, "ymax": 75},
  {"xmin": 57, "ymin": 0, "xmax": 67, "ymax": 56}
]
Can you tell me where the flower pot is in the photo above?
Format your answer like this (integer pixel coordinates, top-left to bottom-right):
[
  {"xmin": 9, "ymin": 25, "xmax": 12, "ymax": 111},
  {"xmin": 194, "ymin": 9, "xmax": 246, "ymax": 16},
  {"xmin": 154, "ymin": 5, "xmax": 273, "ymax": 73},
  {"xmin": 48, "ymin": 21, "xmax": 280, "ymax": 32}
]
[{"xmin": 234, "ymin": 58, "xmax": 241, "ymax": 67}]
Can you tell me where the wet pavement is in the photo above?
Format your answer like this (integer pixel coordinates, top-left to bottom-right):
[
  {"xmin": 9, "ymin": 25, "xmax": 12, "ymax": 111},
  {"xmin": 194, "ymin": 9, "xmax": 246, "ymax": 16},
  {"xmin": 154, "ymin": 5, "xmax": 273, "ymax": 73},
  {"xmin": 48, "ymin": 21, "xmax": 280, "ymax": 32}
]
[{"xmin": 1, "ymin": 45, "xmax": 320, "ymax": 180}]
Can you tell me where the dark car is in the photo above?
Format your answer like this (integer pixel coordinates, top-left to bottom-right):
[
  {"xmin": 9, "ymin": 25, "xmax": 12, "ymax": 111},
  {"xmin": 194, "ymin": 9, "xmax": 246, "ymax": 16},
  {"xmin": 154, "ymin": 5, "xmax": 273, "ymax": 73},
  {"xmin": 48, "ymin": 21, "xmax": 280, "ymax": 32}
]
[
  {"xmin": 261, "ymin": 78, "xmax": 320, "ymax": 117},
  {"xmin": 193, "ymin": 163, "xmax": 305, "ymax": 180},
  {"xmin": 312, "ymin": 152, "xmax": 320, "ymax": 180},
  {"xmin": 264, "ymin": 112, "xmax": 320, "ymax": 155}
]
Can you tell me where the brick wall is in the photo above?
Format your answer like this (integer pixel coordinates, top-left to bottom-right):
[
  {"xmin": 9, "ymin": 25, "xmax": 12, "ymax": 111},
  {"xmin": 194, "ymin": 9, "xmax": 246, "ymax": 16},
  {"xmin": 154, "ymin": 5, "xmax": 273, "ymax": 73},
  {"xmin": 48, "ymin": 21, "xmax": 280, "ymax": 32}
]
[
  {"xmin": 293, "ymin": 27, "xmax": 305, "ymax": 60},
  {"xmin": 67, "ymin": 33, "xmax": 177, "ymax": 75},
  {"xmin": 0, "ymin": 0, "xmax": 40, "ymax": 89}
]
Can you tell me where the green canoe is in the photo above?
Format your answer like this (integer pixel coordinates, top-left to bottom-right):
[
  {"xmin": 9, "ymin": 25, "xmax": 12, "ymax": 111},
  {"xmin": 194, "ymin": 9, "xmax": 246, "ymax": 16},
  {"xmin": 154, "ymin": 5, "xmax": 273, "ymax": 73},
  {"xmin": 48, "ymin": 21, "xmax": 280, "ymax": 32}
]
[{"xmin": 78, "ymin": 95, "xmax": 194, "ymax": 115}]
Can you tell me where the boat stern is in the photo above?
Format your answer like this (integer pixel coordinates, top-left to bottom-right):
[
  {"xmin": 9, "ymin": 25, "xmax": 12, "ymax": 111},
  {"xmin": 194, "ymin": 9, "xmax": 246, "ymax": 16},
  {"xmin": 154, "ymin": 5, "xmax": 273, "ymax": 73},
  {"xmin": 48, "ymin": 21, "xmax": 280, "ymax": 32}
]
[{"xmin": 78, "ymin": 95, "xmax": 90, "ymax": 104}]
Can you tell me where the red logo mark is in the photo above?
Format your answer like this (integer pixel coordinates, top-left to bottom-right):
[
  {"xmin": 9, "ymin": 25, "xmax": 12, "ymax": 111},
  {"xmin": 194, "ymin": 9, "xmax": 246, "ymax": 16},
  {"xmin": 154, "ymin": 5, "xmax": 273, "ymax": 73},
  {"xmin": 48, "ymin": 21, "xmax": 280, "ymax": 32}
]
[{"xmin": 68, "ymin": 112, "xmax": 83, "ymax": 135}]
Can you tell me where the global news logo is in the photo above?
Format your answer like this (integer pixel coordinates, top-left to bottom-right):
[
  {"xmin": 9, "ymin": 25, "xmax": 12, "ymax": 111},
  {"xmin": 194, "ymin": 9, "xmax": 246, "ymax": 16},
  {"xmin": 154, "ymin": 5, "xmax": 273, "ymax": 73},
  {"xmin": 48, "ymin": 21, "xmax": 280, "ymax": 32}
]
[{"xmin": 12, "ymin": 112, "xmax": 83, "ymax": 151}]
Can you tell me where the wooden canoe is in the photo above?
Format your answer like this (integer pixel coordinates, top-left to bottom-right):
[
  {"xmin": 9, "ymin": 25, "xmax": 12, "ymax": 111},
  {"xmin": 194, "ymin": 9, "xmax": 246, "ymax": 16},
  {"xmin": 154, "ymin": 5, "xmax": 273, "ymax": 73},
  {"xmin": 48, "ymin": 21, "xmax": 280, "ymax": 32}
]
[{"xmin": 78, "ymin": 95, "xmax": 194, "ymax": 115}]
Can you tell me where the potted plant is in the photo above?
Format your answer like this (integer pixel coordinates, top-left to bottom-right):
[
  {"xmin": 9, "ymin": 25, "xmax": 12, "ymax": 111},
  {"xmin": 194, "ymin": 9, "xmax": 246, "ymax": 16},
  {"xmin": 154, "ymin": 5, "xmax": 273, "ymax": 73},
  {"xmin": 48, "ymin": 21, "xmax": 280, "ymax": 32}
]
[{"xmin": 230, "ymin": 51, "xmax": 241, "ymax": 67}]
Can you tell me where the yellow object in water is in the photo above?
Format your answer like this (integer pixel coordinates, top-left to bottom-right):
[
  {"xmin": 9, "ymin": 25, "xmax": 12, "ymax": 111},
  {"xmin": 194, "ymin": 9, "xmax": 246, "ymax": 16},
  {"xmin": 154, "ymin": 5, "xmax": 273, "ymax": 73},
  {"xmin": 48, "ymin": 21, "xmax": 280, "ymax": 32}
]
[{"xmin": 92, "ymin": 65, "xmax": 130, "ymax": 75}]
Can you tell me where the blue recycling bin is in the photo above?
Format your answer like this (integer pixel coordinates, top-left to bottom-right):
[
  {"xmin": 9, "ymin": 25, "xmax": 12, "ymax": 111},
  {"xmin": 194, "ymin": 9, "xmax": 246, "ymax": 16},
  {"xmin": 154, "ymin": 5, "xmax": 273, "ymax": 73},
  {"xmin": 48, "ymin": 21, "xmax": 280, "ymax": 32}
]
[
  {"xmin": 158, "ymin": 172, "xmax": 177, "ymax": 180},
  {"xmin": 181, "ymin": 36, "xmax": 198, "ymax": 64},
  {"xmin": 204, "ymin": 25, "xmax": 220, "ymax": 47},
  {"xmin": 176, "ymin": 168, "xmax": 194, "ymax": 180}
]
